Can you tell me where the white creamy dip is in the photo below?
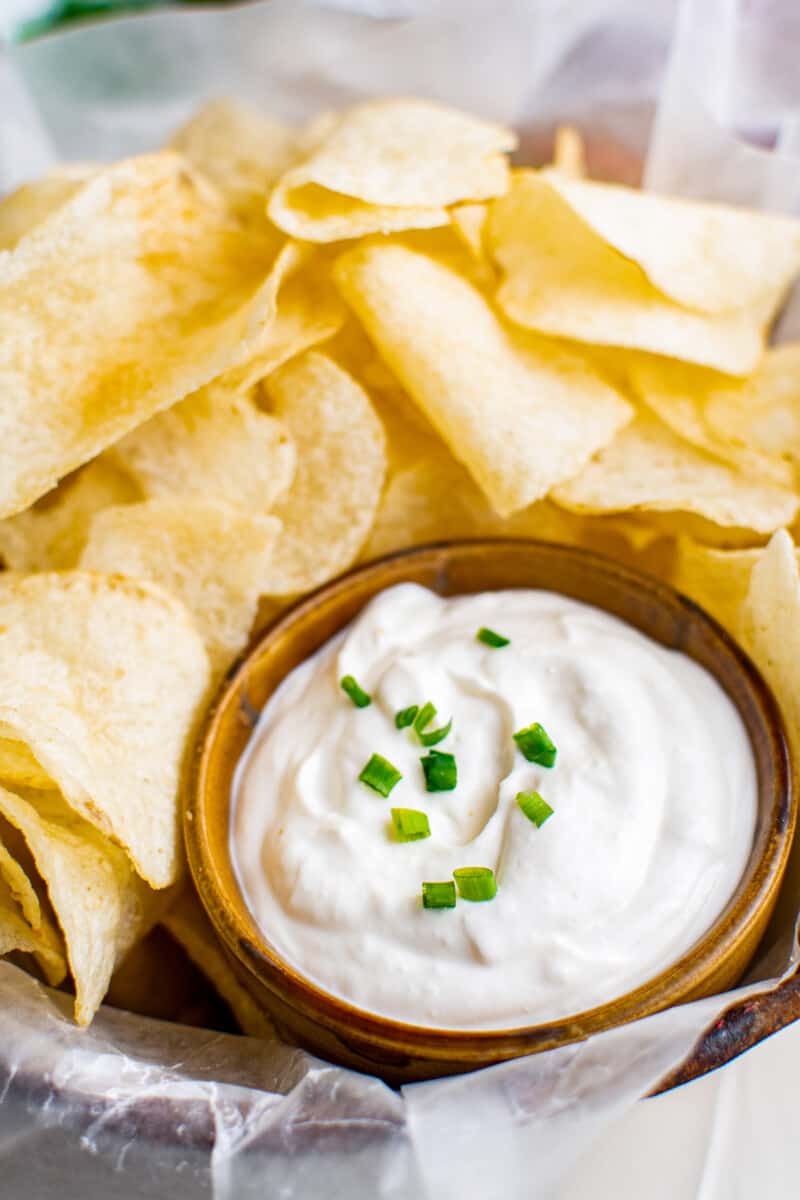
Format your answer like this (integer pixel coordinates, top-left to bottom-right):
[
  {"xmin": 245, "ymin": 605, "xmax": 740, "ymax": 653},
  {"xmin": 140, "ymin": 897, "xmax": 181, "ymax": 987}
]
[{"xmin": 231, "ymin": 584, "xmax": 756, "ymax": 1030}]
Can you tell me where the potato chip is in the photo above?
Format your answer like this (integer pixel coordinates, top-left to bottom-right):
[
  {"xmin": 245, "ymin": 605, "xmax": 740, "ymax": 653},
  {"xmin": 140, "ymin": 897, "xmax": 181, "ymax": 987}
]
[
  {"xmin": 702, "ymin": 344, "xmax": 800, "ymax": 468},
  {"xmin": 0, "ymin": 869, "xmax": 66, "ymax": 983},
  {"xmin": 0, "ymin": 573, "xmax": 210, "ymax": 888},
  {"xmin": 268, "ymin": 98, "xmax": 515, "ymax": 242},
  {"xmin": 488, "ymin": 171, "xmax": 784, "ymax": 375},
  {"xmin": 169, "ymin": 98, "xmax": 298, "ymax": 224},
  {"xmin": 672, "ymin": 539, "xmax": 760, "ymax": 634},
  {"xmin": 0, "ymin": 165, "xmax": 95, "ymax": 250},
  {"xmin": 0, "ymin": 731, "xmax": 53, "ymax": 790},
  {"xmin": 0, "ymin": 152, "xmax": 291, "ymax": 519},
  {"xmin": 552, "ymin": 126, "xmax": 587, "ymax": 179},
  {"xmin": 0, "ymin": 826, "xmax": 68, "ymax": 985},
  {"xmin": 108, "ymin": 386, "xmax": 295, "ymax": 513},
  {"xmin": 0, "ymin": 457, "xmax": 140, "ymax": 571},
  {"xmin": 334, "ymin": 240, "xmax": 632, "ymax": 516},
  {"xmin": 627, "ymin": 355, "xmax": 795, "ymax": 487},
  {"xmin": 741, "ymin": 530, "xmax": 800, "ymax": 749},
  {"xmin": 80, "ymin": 500, "xmax": 281, "ymax": 678},
  {"xmin": 162, "ymin": 888, "xmax": 275, "ymax": 1038},
  {"xmin": 0, "ymin": 784, "xmax": 156, "ymax": 1023},
  {"xmin": 538, "ymin": 170, "xmax": 800, "ymax": 312},
  {"xmin": 553, "ymin": 414, "xmax": 799, "ymax": 533},
  {"xmin": 263, "ymin": 351, "xmax": 387, "ymax": 594}
]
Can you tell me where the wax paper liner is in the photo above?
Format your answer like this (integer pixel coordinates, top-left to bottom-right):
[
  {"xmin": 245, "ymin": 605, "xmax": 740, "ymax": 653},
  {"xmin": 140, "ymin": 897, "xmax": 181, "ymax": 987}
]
[{"xmin": 1, "ymin": 1, "xmax": 800, "ymax": 1196}]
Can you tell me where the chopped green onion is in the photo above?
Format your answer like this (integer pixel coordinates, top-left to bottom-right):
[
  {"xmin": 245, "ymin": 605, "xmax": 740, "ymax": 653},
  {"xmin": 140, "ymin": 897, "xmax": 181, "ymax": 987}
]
[
  {"xmin": 414, "ymin": 701, "xmax": 437, "ymax": 735},
  {"xmin": 422, "ymin": 881, "xmax": 456, "ymax": 909},
  {"xmin": 419, "ymin": 716, "xmax": 452, "ymax": 747},
  {"xmin": 453, "ymin": 866, "xmax": 497, "ymax": 902},
  {"xmin": 391, "ymin": 808, "xmax": 431, "ymax": 841},
  {"xmin": 517, "ymin": 790, "xmax": 554, "ymax": 828},
  {"xmin": 395, "ymin": 704, "xmax": 419, "ymax": 730},
  {"xmin": 340, "ymin": 674, "xmax": 372, "ymax": 708},
  {"xmin": 477, "ymin": 627, "xmax": 510, "ymax": 649},
  {"xmin": 359, "ymin": 753, "xmax": 402, "ymax": 797},
  {"xmin": 513, "ymin": 722, "xmax": 557, "ymax": 767},
  {"xmin": 421, "ymin": 749, "xmax": 457, "ymax": 792}
]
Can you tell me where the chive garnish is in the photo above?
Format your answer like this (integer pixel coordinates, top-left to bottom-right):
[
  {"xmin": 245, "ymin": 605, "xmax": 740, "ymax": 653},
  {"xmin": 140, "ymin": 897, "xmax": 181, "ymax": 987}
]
[
  {"xmin": 517, "ymin": 791, "xmax": 554, "ymax": 827},
  {"xmin": 391, "ymin": 808, "xmax": 431, "ymax": 841},
  {"xmin": 359, "ymin": 753, "xmax": 402, "ymax": 797},
  {"xmin": 453, "ymin": 866, "xmax": 497, "ymax": 901},
  {"xmin": 418, "ymin": 717, "xmax": 452, "ymax": 747},
  {"xmin": 513, "ymin": 722, "xmax": 557, "ymax": 767},
  {"xmin": 421, "ymin": 749, "xmax": 457, "ymax": 792},
  {"xmin": 340, "ymin": 674, "xmax": 372, "ymax": 708},
  {"xmin": 414, "ymin": 701, "xmax": 437, "ymax": 735},
  {"xmin": 395, "ymin": 705, "xmax": 419, "ymax": 730},
  {"xmin": 477, "ymin": 627, "xmax": 510, "ymax": 649},
  {"xmin": 422, "ymin": 881, "xmax": 456, "ymax": 909}
]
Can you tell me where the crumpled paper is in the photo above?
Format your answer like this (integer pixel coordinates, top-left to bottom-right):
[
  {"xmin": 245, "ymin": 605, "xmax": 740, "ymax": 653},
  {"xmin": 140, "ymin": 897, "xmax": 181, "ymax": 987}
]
[{"xmin": 1, "ymin": 1, "xmax": 799, "ymax": 1197}]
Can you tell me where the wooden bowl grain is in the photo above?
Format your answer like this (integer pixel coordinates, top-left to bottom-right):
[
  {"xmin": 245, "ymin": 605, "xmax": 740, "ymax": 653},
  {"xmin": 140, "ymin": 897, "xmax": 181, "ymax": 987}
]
[{"xmin": 186, "ymin": 540, "xmax": 795, "ymax": 1084}]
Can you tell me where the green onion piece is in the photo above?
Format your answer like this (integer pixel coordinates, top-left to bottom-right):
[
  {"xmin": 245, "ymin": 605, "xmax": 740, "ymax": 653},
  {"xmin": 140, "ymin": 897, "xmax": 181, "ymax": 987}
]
[
  {"xmin": 422, "ymin": 881, "xmax": 456, "ymax": 909},
  {"xmin": 391, "ymin": 808, "xmax": 431, "ymax": 841},
  {"xmin": 359, "ymin": 753, "xmax": 402, "ymax": 797},
  {"xmin": 421, "ymin": 749, "xmax": 457, "ymax": 792},
  {"xmin": 517, "ymin": 790, "xmax": 554, "ymax": 828},
  {"xmin": 418, "ymin": 716, "xmax": 452, "ymax": 747},
  {"xmin": 477, "ymin": 627, "xmax": 510, "ymax": 649},
  {"xmin": 340, "ymin": 674, "xmax": 372, "ymax": 708},
  {"xmin": 395, "ymin": 704, "xmax": 419, "ymax": 730},
  {"xmin": 513, "ymin": 722, "xmax": 557, "ymax": 767},
  {"xmin": 453, "ymin": 866, "xmax": 497, "ymax": 902},
  {"xmin": 414, "ymin": 701, "xmax": 437, "ymax": 735}
]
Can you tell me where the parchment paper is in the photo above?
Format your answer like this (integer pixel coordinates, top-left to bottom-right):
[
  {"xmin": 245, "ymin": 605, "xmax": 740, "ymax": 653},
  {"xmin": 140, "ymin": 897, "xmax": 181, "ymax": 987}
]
[{"xmin": 1, "ymin": 2, "xmax": 800, "ymax": 1197}]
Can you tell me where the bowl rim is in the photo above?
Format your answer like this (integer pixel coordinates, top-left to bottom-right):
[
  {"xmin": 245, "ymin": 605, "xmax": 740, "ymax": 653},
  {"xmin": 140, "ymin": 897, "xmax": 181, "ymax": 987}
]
[{"xmin": 186, "ymin": 538, "xmax": 795, "ymax": 1064}]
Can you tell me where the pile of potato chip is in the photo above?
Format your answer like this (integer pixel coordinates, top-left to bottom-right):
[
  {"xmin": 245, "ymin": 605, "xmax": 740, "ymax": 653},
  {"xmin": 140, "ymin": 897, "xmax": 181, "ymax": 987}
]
[{"xmin": 1, "ymin": 95, "xmax": 800, "ymax": 1029}]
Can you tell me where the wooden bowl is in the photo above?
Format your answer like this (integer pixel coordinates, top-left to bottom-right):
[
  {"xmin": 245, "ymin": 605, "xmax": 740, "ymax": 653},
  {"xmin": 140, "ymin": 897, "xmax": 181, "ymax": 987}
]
[{"xmin": 186, "ymin": 540, "xmax": 795, "ymax": 1084}]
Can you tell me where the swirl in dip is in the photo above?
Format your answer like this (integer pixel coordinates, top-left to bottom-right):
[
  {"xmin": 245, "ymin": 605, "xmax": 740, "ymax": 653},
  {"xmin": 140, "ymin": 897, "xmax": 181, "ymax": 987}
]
[{"xmin": 231, "ymin": 584, "xmax": 756, "ymax": 1030}]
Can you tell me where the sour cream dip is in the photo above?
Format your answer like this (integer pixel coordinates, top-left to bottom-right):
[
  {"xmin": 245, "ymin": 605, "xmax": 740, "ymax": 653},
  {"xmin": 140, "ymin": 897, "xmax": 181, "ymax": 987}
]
[{"xmin": 231, "ymin": 584, "xmax": 756, "ymax": 1030}]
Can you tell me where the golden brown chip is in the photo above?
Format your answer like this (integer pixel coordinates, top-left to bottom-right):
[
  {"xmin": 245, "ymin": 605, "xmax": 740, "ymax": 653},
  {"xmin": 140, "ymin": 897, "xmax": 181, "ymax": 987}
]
[
  {"xmin": 488, "ymin": 171, "xmax": 785, "ymax": 375},
  {"xmin": 334, "ymin": 240, "xmax": 632, "ymax": 516},
  {"xmin": 741, "ymin": 530, "xmax": 800, "ymax": 750},
  {"xmin": 0, "ymin": 152, "xmax": 289, "ymax": 519},
  {"xmin": 673, "ymin": 539, "xmax": 760, "ymax": 634},
  {"xmin": 268, "ymin": 98, "xmax": 515, "ymax": 242},
  {"xmin": 627, "ymin": 354, "xmax": 795, "ymax": 487},
  {"xmin": 0, "ymin": 165, "xmax": 95, "ymax": 250},
  {"xmin": 0, "ymin": 457, "xmax": 141, "ymax": 571},
  {"xmin": 0, "ymin": 572, "xmax": 210, "ymax": 889},
  {"xmin": 553, "ymin": 414, "xmax": 799, "ymax": 534},
  {"xmin": 0, "ymin": 784, "xmax": 157, "ymax": 1024},
  {"xmin": 169, "ymin": 97, "xmax": 298, "ymax": 224},
  {"xmin": 262, "ymin": 351, "xmax": 387, "ymax": 594},
  {"xmin": 538, "ymin": 171, "xmax": 800, "ymax": 312},
  {"xmin": 108, "ymin": 385, "xmax": 295, "ymax": 513},
  {"xmin": 162, "ymin": 888, "xmax": 275, "ymax": 1039},
  {"xmin": 80, "ymin": 500, "xmax": 281, "ymax": 679}
]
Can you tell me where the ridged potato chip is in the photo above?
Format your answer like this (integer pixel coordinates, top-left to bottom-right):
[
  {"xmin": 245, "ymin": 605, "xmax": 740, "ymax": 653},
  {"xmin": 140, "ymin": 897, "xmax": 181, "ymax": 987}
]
[
  {"xmin": 0, "ymin": 457, "xmax": 140, "ymax": 572},
  {"xmin": 81, "ymin": 500, "xmax": 281, "ymax": 679},
  {"xmin": 553, "ymin": 414, "xmax": 799, "ymax": 533},
  {"xmin": 108, "ymin": 386, "xmax": 295, "ymax": 513},
  {"xmin": 741, "ymin": 530, "xmax": 800, "ymax": 750},
  {"xmin": 334, "ymin": 240, "xmax": 632, "ymax": 517},
  {"xmin": 489, "ymin": 171, "xmax": 786, "ymax": 375},
  {"xmin": 539, "ymin": 171, "xmax": 800, "ymax": 312},
  {"xmin": 0, "ymin": 785, "xmax": 157, "ymax": 1024},
  {"xmin": 0, "ymin": 152, "xmax": 289, "ymax": 519},
  {"xmin": 0, "ymin": 573, "xmax": 210, "ymax": 889},
  {"xmin": 169, "ymin": 98, "xmax": 298, "ymax": 224},
  {"xmin": 268, "ymin": 98, "xmax": 515, "ymax": 242},
  {"xmin": 0, "ymin": 164, "xmax": 95, "ymax": 250},
  {"xmin": 627, "ymin": 355, "xmax": 794, "ymax": 487},
  {"xmin": 263, "ymin": 351, "xmax": 387, "ymax": 594},
  {"xmin": 673, "ymin": 540, "xmax": 760, "ymax": 634},
  {"xmin": 162, "ymin": 888, "xmax": 275, "ymax": 1038}
]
